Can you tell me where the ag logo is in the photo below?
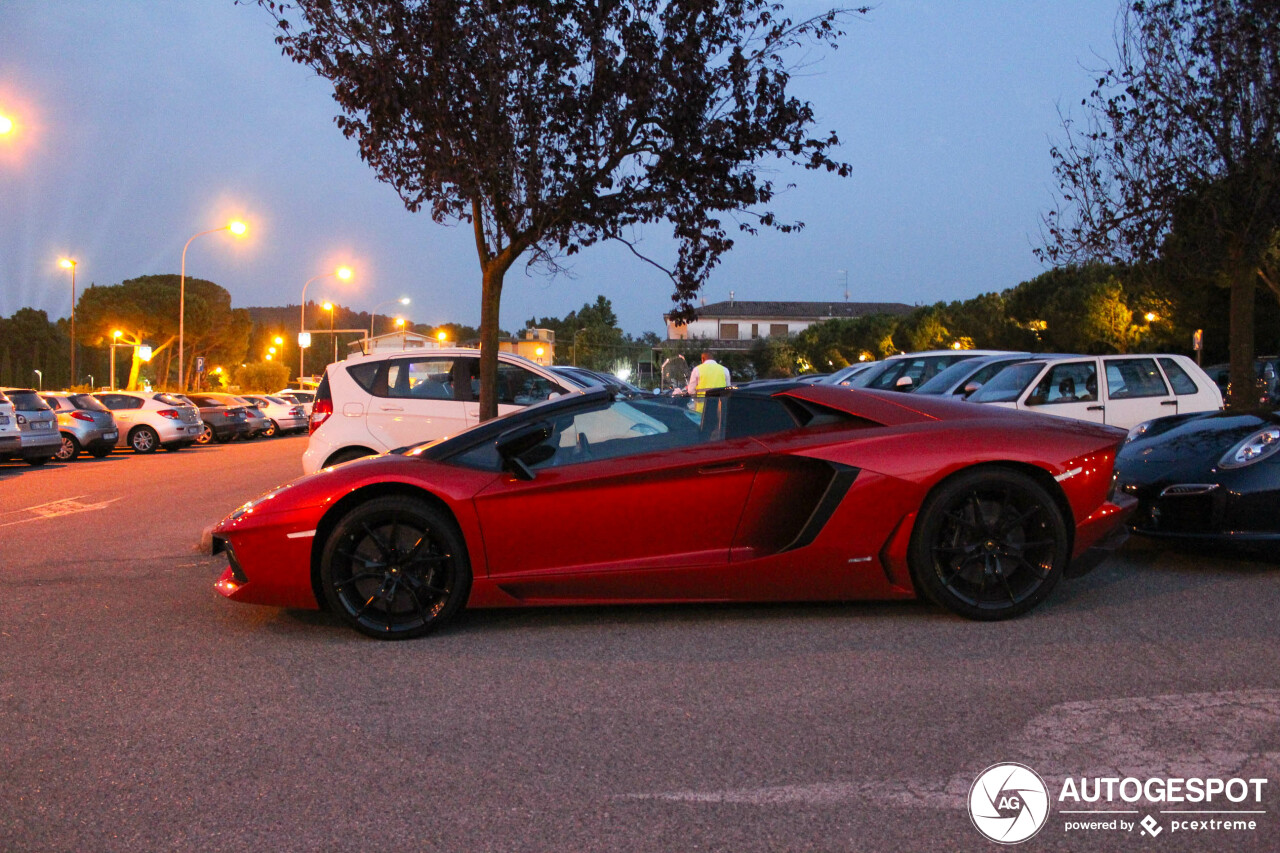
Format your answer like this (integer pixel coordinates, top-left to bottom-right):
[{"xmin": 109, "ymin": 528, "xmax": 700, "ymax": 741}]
[{"xmin": 968, "ymin": 763, "xmax": 1051, "ymax": 844}]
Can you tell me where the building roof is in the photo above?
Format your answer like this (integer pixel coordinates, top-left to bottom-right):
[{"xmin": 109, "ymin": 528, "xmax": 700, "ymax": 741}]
[{"xmin": 668, "ymin": 300, "xmax": 915, "ymax": 320}]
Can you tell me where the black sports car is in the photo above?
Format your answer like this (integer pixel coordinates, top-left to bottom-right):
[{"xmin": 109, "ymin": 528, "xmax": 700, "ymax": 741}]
[{"xmin": 1115, "ymin": 408, "xmax": 1280, "ymax": 542}]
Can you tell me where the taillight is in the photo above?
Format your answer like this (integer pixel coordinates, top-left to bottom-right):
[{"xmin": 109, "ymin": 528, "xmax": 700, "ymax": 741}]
[
  {"xmin": 16, "ymin": 414, "xmax": 28, "ymax": 425},
  {"xmin": 158, "ymin": 409, "xmax": 180, "ymax": 419},
  {"xmin": 290, "ymin": 406, "xmax": 304, "ymax": 417},
  {"xmin": 71, "ymin": 411, "xmax": 94, "ymax": 422},
  {"xmin": 309, "ymin": 398, "xmax": 333, "ymax": 434}
]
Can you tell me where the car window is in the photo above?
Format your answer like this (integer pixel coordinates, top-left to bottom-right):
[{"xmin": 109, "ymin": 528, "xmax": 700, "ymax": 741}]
[
  {"xmin": 153, "ymin": 393, "xmax": 188, "ymax": 407},
  {"xmin": 1105, "ymin": 358, "xmax": 1169, "ymax": 399},
  {"xmin": 497, "ymin": 363, "xmax": 562, "ymax": 405},
  {"xmin": 69, "ymin": 394, "xmax": 109, "ymax": 412},
  {"xmin": 42, "ymin": 396, "xmax": 65, "ymax": 411},
  {"xmin": 385, "ymin": 357, "xmax": 475, "ymax": 401},
  {"xmin": 725, "ymin": 395, "xmax": 800, "ymax": 438},
  {"xmin": 1157, "ymin": 358, "xmax": 1200, "ymax": 395},
  {"xmin": 6, "ymin": 390, "xmax": 51, "ymax": 411},
  {"xmin": 1027, "ymin": 362, "xmax": 1099, "ymax": 406},
  {"xmin": 968, "ymin": 363, "xmax": 1046, "ymax": 404},
  {"xmin": 346, "ymin": 362, "xmax": 381, "ymax": 394}
]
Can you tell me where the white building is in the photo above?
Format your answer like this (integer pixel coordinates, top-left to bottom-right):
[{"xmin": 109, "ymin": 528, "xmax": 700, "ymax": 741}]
[{"xmin": 665, "ymin": 299, "xmax": 914, "ymax": 348}]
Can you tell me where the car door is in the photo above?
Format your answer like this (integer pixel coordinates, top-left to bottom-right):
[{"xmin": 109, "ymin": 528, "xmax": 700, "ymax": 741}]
[
  {"xmin": 1020, "ymin": 359, "xmax": 1106, "ymax": 424},
  {"xmin": 471, "ymin": 395, "xmax": 767, "ymax": 600},
  {"xmin": 1101, "ymin": 357, "xmax": 1176, "ymax": 428},
  {"xmin": 98, "ymin": 394, "xmax": 143, "ymax": 438},
  {"xmin": 365, "ymin": 355, "xmax": 470, "ymax": 449}
]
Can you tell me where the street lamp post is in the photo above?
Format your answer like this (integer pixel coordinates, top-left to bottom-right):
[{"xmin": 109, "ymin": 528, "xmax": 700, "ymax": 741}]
[
  {"xmin": 179, "ymin": 220, "xmax": 247, "ymax": 391},
  {"xmin": 110, "ymin": 330, "xmax": 123, "ymax": 390},
  {"xmin": 59, "ymin": 259, "xmax": 77, "ymax": 386},
  {"xmin": 299, "ymin": 266, "xmax": 353, "ymax": 381},
  {"xmin": 369, "ymin": 297, "xmax": 411, "ymax": 338},
  {"xmin": 33, "ymin": 369, "xmax": 42, "ymax": 391}
]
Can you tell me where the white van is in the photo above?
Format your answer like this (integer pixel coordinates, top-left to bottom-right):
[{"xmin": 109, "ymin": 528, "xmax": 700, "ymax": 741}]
[
  {"xmin": 967, "ymin": 354, "xmax": 1222, "ymax": 429},
  {"xmin": 302, "ymin": 348, "xmax": 580, "ymax": 473}
]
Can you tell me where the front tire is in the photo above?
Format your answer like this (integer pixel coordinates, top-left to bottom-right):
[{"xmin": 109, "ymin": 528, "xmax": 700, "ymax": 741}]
[
  {"xmin": 56, "ymin": 433, "xmax": 81, "ymax": 462},
  {"xmin": 320, "ymin": 496, "xmax": 471, "ymax": 640},
  {"xmin": 908, "ymin": 468, "xmax": 1069, "ymax": 621},
  {"xmin": 129, "ymin": 426, "xmax": 159, "ymax": 454}
]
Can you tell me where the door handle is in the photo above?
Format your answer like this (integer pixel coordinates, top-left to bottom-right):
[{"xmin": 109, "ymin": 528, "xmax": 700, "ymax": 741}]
[
  {"xmin": 379, "ymin": 405, "xmax": 404, "ymax": 412},
  {"xmin": 1087, "ymin": 405, "xmax": 1104, "ymax": 411},
  {"xmin": 1161, "ymin": 400, "xmax": 1178, "ymax": 406},
  {"xmin": 699, "ymin": 462, "xmax": 744, "ymax": 474}
]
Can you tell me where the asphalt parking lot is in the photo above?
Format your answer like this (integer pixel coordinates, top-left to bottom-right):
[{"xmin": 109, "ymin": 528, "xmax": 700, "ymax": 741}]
[{"xmin": 1, "ymin": 437, "xmax": 1278, "ymax": 852}]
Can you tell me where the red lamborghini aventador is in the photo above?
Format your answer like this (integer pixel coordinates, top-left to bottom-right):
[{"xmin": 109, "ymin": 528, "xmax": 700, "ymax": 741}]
[{"xmin": 212, "ymin": 385, "xmax": 1135, "ymax": 639}]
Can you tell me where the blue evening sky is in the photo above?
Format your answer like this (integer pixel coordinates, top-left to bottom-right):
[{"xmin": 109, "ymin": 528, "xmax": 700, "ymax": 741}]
[{"xmin": 0, "ymin": 1, "xmax": 1122, "ymax": 335}]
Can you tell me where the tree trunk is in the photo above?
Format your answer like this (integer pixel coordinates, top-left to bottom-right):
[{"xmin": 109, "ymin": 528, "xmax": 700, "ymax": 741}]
[
  {"xmin": 1227, "ymin": 264, "xmax": 1256, "ymax": 410},
  {"xmin": 478, "ymin": 264, "xmax": 505, "ymax": 422}
]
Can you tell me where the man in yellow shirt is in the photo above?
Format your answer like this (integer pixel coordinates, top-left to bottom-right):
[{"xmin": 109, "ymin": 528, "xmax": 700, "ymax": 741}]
[{"xmin": 686, "ymin": 351, "xmax": 730, "ymax": 413}]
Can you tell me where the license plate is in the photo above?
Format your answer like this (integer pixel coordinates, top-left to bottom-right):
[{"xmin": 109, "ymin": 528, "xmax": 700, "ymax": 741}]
[
  {"xmin": 33, "ymin": 421, "xmax": 51, "ymax": 430},
  {"xmin": 187, "ymin": 426, "xmax": 200, "ymax": 434},
  {"xmin": 104, "ymin": 432, "xmax": 118, "ymax": 440}
]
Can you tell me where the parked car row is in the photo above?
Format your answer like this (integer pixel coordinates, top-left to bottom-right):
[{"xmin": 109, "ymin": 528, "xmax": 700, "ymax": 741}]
[
  {"xmin": 0, "ymin": 387, "xmax": 308, "ymax": 466},
  {"xmin": 813, "ymin": 349, "xmax": 1224, "ymax": 430}
]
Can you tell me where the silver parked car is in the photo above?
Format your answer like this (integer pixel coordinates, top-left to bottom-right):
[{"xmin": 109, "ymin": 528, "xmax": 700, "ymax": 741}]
[
  {"xmin": 192, "ymin": 392, "xmax": 271, "ymax": 438},
  {"xmin": 92, "ymin": 392, "xmax": 202, "ymax": 453},
  {"xmin": 0, "ymin": 390, "xmax": 21, "ymax": 459},
  {"xmin": 0, "ymin": 388, "xmax": 62, "ymax": 466},
  {"xmin": 42, "ymin": 392, "xmax": 120, "ymax": 461},
  {"xmin": 239, "ymin": 394, "xmax": 308, "ymax": 436}
]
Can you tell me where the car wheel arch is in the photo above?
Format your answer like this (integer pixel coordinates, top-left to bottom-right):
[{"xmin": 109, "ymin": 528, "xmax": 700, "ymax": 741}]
[
  {"xmin": 918, "ymin": 461, "xmax": 1076, "ymax": 554},
  {"xmin": 309, "ymin": 481, "xmax": 465, "ymax": 611},
  {"xmin": 322, "ymin": 446, "xmax": 379, "ymax": 468}
]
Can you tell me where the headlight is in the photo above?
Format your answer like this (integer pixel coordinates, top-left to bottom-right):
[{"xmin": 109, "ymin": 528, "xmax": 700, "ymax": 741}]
[
  {"xmin": 1219, "ymin": 428, "xmax": 1280, "ymax": 468},
  {"xmin": 1126, "ymin": 420, "xmax": 1155, "ymax": 443}
]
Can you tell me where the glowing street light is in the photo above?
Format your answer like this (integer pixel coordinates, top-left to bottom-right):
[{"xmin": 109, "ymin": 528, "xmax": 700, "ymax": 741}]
[
  {"xmin": 370, "ymin": 296, "xmax": 411, "ymax": 338},
  {"xmin": 436, "ymin": 330, "xmax": 448, "ymax": 343},
  {"xmin": 268, "ymin": 346, "xmax": 277, "ymax": 356},
  {"xmin": 59, "ymin": 258, "xmax": 78, "ymax": 385},
  {"xmin": 299, "ymin": 266, "xmax": 354, "ymax": 379},
  {"xmin": 1144, "ymin": 312, "xmax": 1159, "ymax": 323},
  {"xmin": 179, "ymin": 220, "xmax": 249, "ymax": 390},
  {"xmin": 273, "ymin": 336, "xmax": 284, "ymax": 346},
  {"xmin": 0, "ymin": 114, "xmax": 13, "ymax": 135}
]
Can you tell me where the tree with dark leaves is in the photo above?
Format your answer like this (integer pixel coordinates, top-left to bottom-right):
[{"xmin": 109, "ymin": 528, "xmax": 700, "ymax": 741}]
[
  {"xmin": 1040, "ymin": 0, "xmax": 1280, "ymax": 408},
  {"xmin": 253, "ymin": 0, "xmax": 862, "ymax": 419}
]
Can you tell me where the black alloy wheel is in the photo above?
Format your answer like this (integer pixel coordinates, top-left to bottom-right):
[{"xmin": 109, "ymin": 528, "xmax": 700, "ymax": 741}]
[
  {"xmin": 909, "ymin": 468, "xmax": 1069, "ymax": 620},
  {"xmin": 129, "ymin": 425, "xmax": 159, "ymax": 454},
  {"xmin": 56, "ymin": 433, "xmax": 81, "ymax": 462},
  {"xmin": 320, "ymin": 496, "xmax": 471, "ymax": 640}
]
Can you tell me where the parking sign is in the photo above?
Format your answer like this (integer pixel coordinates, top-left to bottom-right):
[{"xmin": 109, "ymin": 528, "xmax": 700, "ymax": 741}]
[{"xmin": 196, "ymin": 356, "xmax": 206, "ymax": 373}]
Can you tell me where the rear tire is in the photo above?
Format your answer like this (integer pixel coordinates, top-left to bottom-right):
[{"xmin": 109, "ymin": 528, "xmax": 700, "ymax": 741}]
[
  {"xmin": 263, "ymin": 420, "xmax": 279, "ymax": 438},
  {"xmin": 908, "ymin": 468, "xmax": 1069, "ymax": 621},
  {"xmin": 26, "ymin": 456, "xmax": 53, "ymax": 467},
  {"xmin": 89, "ymin": 447, "xmax": 112, "ymax": 459},
  {"xmin": 56, "ymin": 433, "xmax": 81, "ymax": 462},
  {"xmin": 129, "ymin": 426, "xmax": 159, "ymax": 454},
  {"xmin": 196, "ymin": 423, "xmax": 214, "ymax": 445},
  {"xmin": 320, "ymin": 496, "xmax": 471, "ymax": 640}
]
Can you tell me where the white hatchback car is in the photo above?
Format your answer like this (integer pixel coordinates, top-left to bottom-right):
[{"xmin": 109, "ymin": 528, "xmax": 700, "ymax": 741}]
[
  {"xmin": 302, "ymin": 348, "xmax": 580, "ymax": 473},
  {"xmin": 92, "ymin": 391, "xmax": 203, "ymax": 453},
  {"xmin": 967, "ymin": 353, "xmax": 1222, "ymax": 429}
]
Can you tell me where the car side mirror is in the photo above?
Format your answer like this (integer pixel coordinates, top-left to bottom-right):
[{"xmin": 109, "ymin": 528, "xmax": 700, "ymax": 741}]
[
  {"xmin": 962, "ymin": 381, "xmax": 982, "ymax": 396},
  {"xmin": 895, "ymin": 375, "xmax": 915, "ymax": 389},
  {"xmin": 495, "ymin": 420, "xmax": 553, "ymax": 481}
]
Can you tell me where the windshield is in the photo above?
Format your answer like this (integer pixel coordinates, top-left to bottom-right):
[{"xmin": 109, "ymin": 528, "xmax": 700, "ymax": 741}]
[
  {"xmin": 6, "ymin": 390, "xmax": 50, "ymax": 411},
  {"xmin": 153, "ymin": 393, "xmax": 189, "ymax": 407},
  {"xmin": 969, "ymin": 362, "xmax": 1046, "ymax": 403}
]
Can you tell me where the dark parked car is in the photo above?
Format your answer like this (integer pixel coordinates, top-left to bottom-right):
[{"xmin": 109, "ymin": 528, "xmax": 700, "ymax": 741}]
[
  {"xmin": 184, "ymin": 394, "xmax": 251, "ymax": 444},
  {"xmin": 1204, "ymin": 357, "xmax": 1280, "ymax": 407},
  {"xmin": 1116, "ymin": 406, "xmax": 1280, "ymax": 546}
]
